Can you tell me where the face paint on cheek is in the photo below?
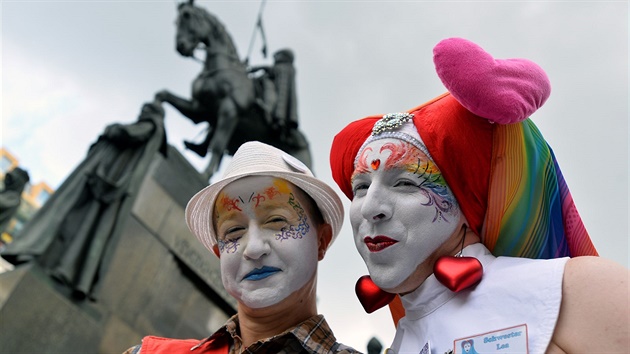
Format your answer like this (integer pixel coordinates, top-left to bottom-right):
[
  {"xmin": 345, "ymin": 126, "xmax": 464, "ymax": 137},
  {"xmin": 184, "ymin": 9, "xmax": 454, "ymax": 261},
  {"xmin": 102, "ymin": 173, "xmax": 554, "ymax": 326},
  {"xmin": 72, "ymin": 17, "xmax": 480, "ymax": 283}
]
[
  {"xmin": 276, "ymin": 192, "xmax": 310, "ymax": 241},
  {"xmin": 385, "ymin": 141, "xmax": 459, "ymax": 223},
  {"xmin": 218, "ymin": 238, "xmax": 241, "ymax": 254},
  {"xmin": 410, "ymin": 158, "xmax": 459, "ymax": 222},
  {"xmin": 215, "ymin": 192, "xmax": 247, "ymax": 254}
]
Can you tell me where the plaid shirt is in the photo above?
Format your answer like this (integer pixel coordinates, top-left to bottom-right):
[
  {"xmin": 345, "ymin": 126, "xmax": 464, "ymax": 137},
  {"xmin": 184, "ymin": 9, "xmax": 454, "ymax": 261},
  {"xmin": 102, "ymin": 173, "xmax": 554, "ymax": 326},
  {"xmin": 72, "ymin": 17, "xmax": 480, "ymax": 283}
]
[
  {"xmin": 123, "ymin": 314, "xmax": 361, "ymax": 354},
  {"xmin": 196, "ymin": 314, "xmax": 361, "ymax": 354}
]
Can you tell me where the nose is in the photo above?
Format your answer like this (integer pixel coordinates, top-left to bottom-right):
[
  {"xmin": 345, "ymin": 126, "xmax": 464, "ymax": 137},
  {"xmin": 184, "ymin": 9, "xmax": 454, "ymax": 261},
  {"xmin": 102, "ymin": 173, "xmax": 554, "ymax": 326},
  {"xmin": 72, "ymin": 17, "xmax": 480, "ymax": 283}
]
[
  {"xmin": 176, "ymin": 39, "xmax": 187, "ymax": 54},
  {"xmin": 176, "ymin": 35, "xmax": 192, "ymax": 54},
  {"xmin": 243, "ymin": 224, "xmax": 271, "ymax": 260},
  {"xmin": 360, "ymin": 185, "xmax": 392, "ymax": 223}
]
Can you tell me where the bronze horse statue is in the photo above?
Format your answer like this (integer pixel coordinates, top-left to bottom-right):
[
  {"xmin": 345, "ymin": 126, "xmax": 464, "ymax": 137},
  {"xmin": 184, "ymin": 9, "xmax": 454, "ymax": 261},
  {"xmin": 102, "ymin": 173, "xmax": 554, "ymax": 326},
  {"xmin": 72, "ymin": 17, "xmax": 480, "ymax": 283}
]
[{"xmin": 156, "ymin": 0, "xmax": 312, "ymax": 179}]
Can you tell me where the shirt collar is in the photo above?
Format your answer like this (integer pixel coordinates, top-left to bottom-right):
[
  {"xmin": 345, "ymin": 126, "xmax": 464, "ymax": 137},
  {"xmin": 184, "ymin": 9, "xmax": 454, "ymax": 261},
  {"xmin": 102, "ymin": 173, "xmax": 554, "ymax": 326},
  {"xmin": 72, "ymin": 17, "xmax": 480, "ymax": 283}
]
[
  {"xmin": 192, "ymin": 314, "xmax": 339, "ymax": 353},
  {"xmin": 402, "ymin": 243, "xmax": 496, "ymax": 320}
]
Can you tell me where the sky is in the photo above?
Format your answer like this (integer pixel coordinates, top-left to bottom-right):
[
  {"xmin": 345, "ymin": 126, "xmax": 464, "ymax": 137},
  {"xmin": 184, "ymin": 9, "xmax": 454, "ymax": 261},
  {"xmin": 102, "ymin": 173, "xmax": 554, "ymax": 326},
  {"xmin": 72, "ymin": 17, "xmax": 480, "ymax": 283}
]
[{"xmin": 2, "ymin": 0, "xmax": 628, "ymax": 350}]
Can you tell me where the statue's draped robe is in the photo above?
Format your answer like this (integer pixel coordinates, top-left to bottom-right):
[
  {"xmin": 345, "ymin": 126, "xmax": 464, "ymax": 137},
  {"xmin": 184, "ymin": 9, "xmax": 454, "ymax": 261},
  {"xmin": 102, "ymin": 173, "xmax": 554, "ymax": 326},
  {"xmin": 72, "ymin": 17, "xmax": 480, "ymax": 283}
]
[{"xmin": 2, "ymin": 108, "xmax": 166, "ymax": 299}]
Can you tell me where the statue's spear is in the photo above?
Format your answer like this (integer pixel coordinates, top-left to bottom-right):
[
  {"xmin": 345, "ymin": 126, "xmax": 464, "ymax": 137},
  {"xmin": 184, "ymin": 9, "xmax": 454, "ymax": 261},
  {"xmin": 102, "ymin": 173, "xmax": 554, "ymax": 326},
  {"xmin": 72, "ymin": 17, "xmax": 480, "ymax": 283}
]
[{"xmin": 244, "ymin": 0, "xmax": 268, "ymax": 65}]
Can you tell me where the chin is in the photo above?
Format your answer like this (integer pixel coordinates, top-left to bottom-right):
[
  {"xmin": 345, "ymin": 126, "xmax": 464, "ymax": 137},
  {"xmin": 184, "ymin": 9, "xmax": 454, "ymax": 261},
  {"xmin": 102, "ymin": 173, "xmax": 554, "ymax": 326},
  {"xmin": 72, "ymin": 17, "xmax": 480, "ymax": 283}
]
[
  {"xmin": 369, "ymin": 266, "xmax": 422, "ymax": 294},
  {"xmin": 369, "ymin": 272, "xmax": 406, "ymax": 293},
  {"xmin": 240, "ymin": 294, "xmax": 284, "ymax": 309}
]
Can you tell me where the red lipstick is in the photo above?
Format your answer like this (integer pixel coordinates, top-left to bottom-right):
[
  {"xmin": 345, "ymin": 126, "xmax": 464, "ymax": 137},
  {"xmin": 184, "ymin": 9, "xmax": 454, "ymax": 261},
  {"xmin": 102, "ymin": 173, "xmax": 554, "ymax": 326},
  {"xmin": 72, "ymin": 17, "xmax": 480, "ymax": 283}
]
[{"xmin": 364, "ymin": 236, "xmax": 398, "ymax": 252}]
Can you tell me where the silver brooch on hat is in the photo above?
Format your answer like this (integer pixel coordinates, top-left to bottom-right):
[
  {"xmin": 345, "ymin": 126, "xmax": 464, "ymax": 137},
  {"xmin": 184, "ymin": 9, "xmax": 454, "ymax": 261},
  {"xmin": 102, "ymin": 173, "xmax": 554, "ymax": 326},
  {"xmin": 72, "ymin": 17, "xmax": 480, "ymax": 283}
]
[{"xmin": 372, "ymin": 112, "xmax": 414, "ymax": 136}]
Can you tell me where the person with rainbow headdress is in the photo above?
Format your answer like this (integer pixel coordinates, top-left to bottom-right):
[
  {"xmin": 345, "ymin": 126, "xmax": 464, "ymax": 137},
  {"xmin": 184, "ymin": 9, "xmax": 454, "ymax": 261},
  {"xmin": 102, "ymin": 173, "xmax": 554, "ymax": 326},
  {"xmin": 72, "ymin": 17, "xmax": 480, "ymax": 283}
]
[{"xmin": 329, "ymin": 37, "xmax": 628, "ymax": 353}]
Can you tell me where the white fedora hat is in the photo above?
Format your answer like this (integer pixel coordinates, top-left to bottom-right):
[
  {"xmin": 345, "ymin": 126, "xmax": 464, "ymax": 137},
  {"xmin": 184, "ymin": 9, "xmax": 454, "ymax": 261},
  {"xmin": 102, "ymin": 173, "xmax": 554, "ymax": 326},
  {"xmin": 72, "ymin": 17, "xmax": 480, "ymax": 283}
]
[{"xmin": 186, "ymin": 141, "xmax": 344, "ymax": 256}]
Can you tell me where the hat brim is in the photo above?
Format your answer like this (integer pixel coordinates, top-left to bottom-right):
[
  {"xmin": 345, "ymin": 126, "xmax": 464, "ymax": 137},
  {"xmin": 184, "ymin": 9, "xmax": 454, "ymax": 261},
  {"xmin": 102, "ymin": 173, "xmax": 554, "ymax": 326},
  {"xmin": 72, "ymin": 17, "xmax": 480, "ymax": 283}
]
[{"xmin": 186, "ymin": 170, "xmax": 344, "ymax": 255}]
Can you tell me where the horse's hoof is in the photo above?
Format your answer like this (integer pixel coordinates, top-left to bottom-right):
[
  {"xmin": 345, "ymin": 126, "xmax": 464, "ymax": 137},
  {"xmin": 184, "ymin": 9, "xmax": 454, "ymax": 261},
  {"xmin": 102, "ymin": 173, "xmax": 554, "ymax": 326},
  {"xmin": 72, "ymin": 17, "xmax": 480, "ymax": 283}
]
[{"xmin": 184, "ymin": 141, "xmax": 208, "ymax": 157}]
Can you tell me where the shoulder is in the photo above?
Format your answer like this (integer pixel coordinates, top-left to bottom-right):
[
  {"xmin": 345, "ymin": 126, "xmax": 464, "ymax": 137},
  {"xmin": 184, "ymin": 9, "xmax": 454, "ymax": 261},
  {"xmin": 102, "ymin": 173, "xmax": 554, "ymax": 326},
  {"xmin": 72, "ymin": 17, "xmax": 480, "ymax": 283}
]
[
  {"xmin": 564, "ymin": 255, "xmax": 626, "ymax": 278},
  {"xmin": 561, "ymin": 256, "xmax": 628, "ymax": 305},
  {"xmin": 550, "ymin": 256, "xmax": 629, "ymax": 353},
  {"xmin": 122, "ymin": 344, "xmax": 141, "ymax": 354},
  {"xmin": 124, "ymin": 336, "xmax": 207, "ymax": 354},
  {"xmin": 332, "ymin": 342, "xmax": 363, "ymax": 353}
]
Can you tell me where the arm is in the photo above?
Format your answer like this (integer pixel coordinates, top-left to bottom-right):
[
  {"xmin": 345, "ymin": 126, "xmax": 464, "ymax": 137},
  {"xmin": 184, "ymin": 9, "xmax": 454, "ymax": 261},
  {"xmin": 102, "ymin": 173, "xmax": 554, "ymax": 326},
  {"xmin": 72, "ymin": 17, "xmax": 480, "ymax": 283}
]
[
  {"xmin": 548, "ymin": 256, "xmax": 628, "ymax": 353},
  {"xmin": 103, "ymin": 121, "xmax": 155, "ymax": 147},
  {"xmin": 247, "ymin": 65, "xmax": 270, "ymax": 74}
]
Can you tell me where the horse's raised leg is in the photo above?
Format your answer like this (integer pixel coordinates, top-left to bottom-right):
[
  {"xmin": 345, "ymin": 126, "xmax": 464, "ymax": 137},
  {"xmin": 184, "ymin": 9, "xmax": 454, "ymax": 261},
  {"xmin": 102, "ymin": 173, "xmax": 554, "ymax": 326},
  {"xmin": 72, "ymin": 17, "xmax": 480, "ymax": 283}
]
[
  {"xmin": 202, "ymin": 97, "xmax": 239, "ymax": 180},
  {"xmin": 155, "ymin": 90, "xmax": 208, "ymax": 124},
  {"xmin": 184, "ymin": 128, "xmax": 213, "ymax": 157}
]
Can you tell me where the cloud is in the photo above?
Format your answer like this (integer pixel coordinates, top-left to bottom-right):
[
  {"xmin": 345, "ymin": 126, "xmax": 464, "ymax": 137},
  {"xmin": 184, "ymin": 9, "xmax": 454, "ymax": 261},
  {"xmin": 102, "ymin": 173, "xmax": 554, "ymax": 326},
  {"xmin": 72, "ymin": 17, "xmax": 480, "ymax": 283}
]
[{"xmin": 3, "ymin": 40, "xmax": 139, "ymax": 187}]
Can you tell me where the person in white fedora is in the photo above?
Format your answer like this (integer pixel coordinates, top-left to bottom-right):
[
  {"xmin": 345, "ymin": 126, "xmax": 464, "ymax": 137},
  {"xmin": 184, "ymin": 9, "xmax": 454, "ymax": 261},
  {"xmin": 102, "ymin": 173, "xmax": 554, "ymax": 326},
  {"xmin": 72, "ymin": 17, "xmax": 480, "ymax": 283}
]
[{"xmin": 125, "ymin": 141, "xmax": 360, "ymax": 354}]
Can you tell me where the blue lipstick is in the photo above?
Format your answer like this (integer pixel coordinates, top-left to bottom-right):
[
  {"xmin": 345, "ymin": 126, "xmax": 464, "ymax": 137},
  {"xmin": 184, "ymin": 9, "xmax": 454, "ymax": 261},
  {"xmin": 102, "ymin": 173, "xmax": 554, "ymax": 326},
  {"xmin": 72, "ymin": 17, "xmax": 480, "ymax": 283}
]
[{"xmin": 243, "ymin": 266, "xmax": 281, "ymax": 281}]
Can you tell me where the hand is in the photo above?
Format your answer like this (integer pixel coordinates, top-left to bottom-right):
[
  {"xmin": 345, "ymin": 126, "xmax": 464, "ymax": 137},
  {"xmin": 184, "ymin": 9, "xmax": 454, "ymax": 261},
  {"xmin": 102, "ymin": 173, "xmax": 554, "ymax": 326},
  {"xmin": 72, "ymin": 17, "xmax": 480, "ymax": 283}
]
[
  {"xmin": 141, "ymin": 100, "xmax": 165, "ymax": 118},
  {"xmin": 155, "ymin": 90, "xmax": 170, "ymax": 102}
]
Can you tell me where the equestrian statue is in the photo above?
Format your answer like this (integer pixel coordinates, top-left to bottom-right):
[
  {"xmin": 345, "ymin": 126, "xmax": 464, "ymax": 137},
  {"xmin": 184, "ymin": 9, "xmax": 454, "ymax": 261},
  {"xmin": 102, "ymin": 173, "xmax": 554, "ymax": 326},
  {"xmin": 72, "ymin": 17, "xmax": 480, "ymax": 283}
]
[{"xmin": 156, "ymin": 0, "xmax": 311, "ymax": 180}]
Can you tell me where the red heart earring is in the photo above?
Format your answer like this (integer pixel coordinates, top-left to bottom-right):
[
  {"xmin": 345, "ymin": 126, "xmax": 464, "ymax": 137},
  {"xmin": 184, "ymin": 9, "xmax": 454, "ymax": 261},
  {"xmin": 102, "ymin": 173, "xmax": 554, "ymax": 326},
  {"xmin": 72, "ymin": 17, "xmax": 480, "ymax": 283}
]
[
  {"xmin": 355, "ymin": 275, "xmax": 396, "ymax": 313},
  {"xmin": 433, "ymin": 226, "xmax": 483, "ymax": 292}
]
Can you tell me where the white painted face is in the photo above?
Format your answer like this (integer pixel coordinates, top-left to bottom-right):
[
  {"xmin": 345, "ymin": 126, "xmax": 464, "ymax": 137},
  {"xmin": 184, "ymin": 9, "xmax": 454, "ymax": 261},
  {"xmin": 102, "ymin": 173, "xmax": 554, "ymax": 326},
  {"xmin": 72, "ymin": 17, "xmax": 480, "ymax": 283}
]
[
  {"xmin": 214, "ymin": 176, "xmax": 320, "ymax": 308},
  {"xmin": 350, "ymin": 138, "xmax": 461, "ymax": 292}
]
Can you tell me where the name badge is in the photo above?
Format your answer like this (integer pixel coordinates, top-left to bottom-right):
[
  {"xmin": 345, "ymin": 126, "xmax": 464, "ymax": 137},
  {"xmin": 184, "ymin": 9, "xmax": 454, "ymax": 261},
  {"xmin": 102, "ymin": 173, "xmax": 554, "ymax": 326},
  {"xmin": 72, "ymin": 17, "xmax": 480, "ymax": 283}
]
[
  {"xmin": 419, "ymin": 341, "xmax": 430, "ymax": 354},
  {"xmin": 453, "ymin": 324, "xmax": 528, "ymax": 353}
]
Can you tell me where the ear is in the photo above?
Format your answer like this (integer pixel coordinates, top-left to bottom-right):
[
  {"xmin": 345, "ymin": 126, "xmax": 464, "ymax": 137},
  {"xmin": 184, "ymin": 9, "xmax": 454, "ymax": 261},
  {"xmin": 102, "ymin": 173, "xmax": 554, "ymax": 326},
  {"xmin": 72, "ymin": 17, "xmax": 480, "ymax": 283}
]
[
  {"xmin": 317, "ymin": 223, "xmax": 333, "ymax": 261},
  {"xmin": 212, "ymin": 244, "xmax": 221, "ymax": 258}
]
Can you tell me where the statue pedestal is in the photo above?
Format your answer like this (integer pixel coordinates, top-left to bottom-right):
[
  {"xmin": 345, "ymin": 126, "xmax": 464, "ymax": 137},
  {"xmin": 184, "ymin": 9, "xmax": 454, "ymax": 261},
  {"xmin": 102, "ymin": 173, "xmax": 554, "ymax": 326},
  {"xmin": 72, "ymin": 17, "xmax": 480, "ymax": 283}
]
[
  {"xmin": 0, "ymin": 146, "xmax": 235, "ymax": 354},
  {"xmin": 0, "ymin": 264, "xmax": 102, "ymax": 353}
]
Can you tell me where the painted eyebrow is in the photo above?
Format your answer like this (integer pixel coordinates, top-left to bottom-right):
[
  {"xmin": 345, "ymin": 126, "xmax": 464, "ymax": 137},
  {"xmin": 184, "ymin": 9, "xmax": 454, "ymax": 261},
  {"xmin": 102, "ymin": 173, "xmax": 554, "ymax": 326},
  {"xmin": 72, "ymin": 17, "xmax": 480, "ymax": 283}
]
[
  {"xmin": 214, "ymin": 208, "xmax": 244, "ymax": 226},
  {"xmin": 353, "ymin": 165, "xmax": 371, "ymax": 175},
  {"xmin": 254, "ymin": 199, "xmax": 297, "ymax": 216}
]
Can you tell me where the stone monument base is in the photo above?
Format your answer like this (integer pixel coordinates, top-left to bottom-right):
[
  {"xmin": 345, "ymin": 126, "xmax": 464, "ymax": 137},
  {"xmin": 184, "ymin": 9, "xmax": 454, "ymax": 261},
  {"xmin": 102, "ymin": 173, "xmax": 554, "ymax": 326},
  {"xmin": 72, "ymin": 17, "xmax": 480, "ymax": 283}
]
[
  {"xmin": 0, "ymin": 146, "xmax": 235, "ymax": 353},
  {"xmin": 0, "ymin": 264, "xmax": 103, "ymax": 353}
]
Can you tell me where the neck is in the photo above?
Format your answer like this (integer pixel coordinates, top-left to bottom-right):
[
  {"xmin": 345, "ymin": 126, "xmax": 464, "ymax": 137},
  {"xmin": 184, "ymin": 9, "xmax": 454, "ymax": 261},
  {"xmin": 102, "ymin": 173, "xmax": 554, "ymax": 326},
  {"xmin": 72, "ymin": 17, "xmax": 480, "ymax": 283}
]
[
  {"xmin": 237, "ymin": 273, "xmax": 319, "ymax": 347},
  {"xmin": 398, "ymin": 224, "xmax": 480, "ymax": 296}
]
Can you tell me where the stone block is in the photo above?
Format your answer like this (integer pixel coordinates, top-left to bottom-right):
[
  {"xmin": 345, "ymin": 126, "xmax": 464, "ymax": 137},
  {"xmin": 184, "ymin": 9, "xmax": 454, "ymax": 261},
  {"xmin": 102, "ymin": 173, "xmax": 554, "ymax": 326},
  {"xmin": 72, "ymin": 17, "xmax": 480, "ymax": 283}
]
[{"xmin": 0, "ymin": 265, "xmax": 101, "ymax": 353}]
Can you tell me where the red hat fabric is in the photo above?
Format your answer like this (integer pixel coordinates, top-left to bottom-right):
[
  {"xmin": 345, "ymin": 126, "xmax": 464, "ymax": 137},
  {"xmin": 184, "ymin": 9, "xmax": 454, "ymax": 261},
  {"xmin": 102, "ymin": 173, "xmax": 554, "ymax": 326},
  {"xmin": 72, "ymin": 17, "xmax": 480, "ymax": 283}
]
[
  {"xmin": 329, "ymin": 36, "xmax": 598, "ymax": 327},
  {"xmin": 330, "ymin": 38, "xmax": 597, "ymax": 257},
  {"xmin": 330, "ymin": 93, "xmax": 493, "ymax": 236}
]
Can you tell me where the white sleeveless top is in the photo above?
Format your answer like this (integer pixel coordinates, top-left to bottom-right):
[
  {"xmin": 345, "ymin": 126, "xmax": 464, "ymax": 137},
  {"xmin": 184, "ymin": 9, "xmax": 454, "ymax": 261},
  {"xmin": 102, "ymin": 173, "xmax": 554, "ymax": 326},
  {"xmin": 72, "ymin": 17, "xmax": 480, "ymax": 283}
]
[{"xmin": 389, "ymin": 243, "xmax": 568, "ymax": 354}]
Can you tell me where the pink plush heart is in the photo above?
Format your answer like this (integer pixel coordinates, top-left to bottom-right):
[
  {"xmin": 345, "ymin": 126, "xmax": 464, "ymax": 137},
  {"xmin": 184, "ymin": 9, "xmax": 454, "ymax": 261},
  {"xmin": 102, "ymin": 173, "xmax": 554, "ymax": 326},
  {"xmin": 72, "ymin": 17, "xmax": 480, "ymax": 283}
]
[
  {"xmin": 355, "ymin": 275, "xmax": 396, "ymax": 313},
  {"xmin": 433, "ymin": 37, "xmax": 551, "ymax": 124},
  {"xmin": 434, "ymin": 256, "xmax": 483, "ymax": 292}
]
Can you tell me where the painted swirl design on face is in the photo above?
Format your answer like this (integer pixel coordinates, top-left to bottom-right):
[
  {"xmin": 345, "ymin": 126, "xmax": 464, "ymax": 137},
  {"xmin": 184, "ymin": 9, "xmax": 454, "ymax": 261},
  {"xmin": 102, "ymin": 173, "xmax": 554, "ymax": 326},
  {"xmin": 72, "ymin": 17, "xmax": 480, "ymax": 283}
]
[
  {"xmin": 218, "ymin": 238, "xmax": 240, "ymax": 254},
  {"xmin": 215, "ymin": 194, "xmax": 244, "ymax": 254},
  {"xmin": 353, "ymin": 140, "xmax": 458, "ymax": 223},
  {"xmin": 276, "ymin": 192, "xmax": 310, "ymax": 241},
  {"xmin": 383, "ymin": 141, "xmax": 457, "ymax": 222},
  {"xmin": 214, "ymin": 178, "xmax": 311, "ymax": 255}
]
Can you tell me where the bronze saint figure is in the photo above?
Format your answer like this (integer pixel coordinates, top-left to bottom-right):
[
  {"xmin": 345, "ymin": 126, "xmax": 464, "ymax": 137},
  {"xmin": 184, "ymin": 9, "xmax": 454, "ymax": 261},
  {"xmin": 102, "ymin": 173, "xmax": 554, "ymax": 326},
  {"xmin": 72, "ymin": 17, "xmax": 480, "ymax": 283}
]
[
  {"xmin": 0, "ymin": 167, "xmax": 30, "ymax": 235},
  {"xmin": 2, "ymin": 101, "xmax": 167, "ymax": 300}
]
